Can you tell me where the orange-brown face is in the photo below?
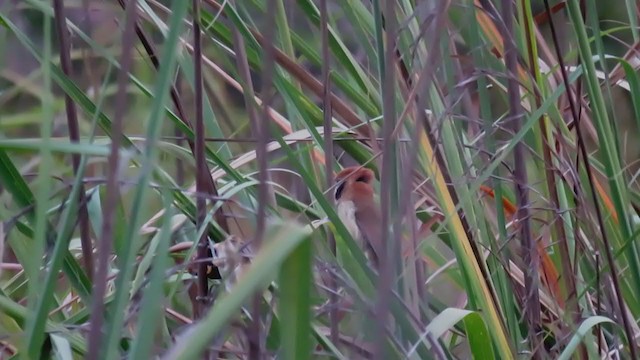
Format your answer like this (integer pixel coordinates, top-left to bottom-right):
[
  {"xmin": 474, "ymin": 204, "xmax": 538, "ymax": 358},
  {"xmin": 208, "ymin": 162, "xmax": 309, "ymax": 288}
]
[{"xmin": 334, "ymin": 167, "xmax": 375, "ymax": 205}]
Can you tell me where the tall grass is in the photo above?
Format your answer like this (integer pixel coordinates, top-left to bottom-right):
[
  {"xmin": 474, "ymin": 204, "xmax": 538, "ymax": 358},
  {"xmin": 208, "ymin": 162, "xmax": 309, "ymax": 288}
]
[{"xmin": 1, "ymin": 0, "xmax": 639, "ymax": 358}]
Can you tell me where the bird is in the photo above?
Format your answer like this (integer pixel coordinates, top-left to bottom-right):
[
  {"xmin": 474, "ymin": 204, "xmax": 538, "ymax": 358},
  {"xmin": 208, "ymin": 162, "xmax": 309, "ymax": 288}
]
[
  {"xmin": 211, "ymin": 235, "xmax": 253, "ymax": 293},
  {"xmin": 334, "ymin": 166, "xmax": 383, "ymax": 269}
]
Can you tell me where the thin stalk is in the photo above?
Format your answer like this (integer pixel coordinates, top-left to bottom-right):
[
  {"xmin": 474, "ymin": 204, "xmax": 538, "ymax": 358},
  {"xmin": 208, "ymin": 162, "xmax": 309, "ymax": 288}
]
[
  {"xmin": 52, "ymin": 0, "xmax": 94, "ymax": 278},
  {"xmin": 229, "ymin": 0, "xmax": 278, "ymax": 356},
  {"xmin": 115, "ymin": 0, "xmax": 231, "ymax": 239},
  {"xmin": 500, "ymin": 0, "xmax": 541, "ymax": 355},
  {"xmin": 468, "ymin": 3, "xmax": 521, "ymax": 347},
  {"xmin": 192, "ymin": 0, "xmax": 210, "ymax": 320},
  {"xmin": 374, "ymin": 0, "xmax": 398, "ymax": 358},
  {"xmin": 86, "ymin": 2, "xmax": 137, "ymax": 358},
  {"xmin": 530, "ymin": 0, "xmax": 582, "ymax": 352},
  {"xmin": 23, "ymin": 9, "xmax": 54, "ymax": 359},
  {"xmin": 319, "ymin": 0, "xmax": 339, "ymax": 346}
]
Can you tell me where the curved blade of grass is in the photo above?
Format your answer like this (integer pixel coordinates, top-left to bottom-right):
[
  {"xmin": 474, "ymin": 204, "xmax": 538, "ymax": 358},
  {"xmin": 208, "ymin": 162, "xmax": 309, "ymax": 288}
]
[
  {"xmin": 0, "ymin": 148, "xmax": 91, "ymax": 298},
  {"xmin": 50, "ymin": 333, "xmax": 73, "ymax": 360},
  {"xmin": 0, "ymin": 291, "xmax": 87, "ymax": 356},
  {"xmin": 409, "ymin": 308, "xmax": 493, "ymax": 360},
  {"xmin": 279, "ymin": 230, "xmax": 312, "ymax": 360},
  {"xmin": 618, "ymin": 59, "xmax": 640, "ymax": 151},
  {"xmin": 311, "ymin": 324, "xmax": 349, "ymax": 360},
  {"xmin": 161, "ymin": 222, "xmax": 312, "ymax": 360},
  {"xmin": 463, "ymin": 308, "xmax": 495, "ymax": 359},
  {"xmin": 0, "ymin": 150, "xmax": 35, "ymax": 210},
  {"xmin": 557, "ymin": 316, "xmax": 617, "ymax": 360}
]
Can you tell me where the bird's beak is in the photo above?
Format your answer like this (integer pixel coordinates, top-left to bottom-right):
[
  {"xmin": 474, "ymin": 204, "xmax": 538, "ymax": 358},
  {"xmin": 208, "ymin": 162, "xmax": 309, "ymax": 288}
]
[{"xmin": 334, "ymin": 179, "xmax": 347, "ymax": 201}]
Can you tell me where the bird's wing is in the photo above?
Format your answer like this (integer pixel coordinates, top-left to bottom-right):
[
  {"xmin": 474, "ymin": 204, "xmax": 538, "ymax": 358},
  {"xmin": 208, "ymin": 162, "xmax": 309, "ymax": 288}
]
[{"xmin": 355, "ymin": 202, "xmax": 383, "ymax": 269}]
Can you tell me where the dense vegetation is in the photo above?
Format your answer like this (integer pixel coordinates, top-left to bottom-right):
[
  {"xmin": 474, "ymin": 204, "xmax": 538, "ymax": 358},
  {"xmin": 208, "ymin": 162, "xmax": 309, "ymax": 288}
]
[{"xmin": 1, "ymin": 0, "xmax": 639, "ymax": 358}]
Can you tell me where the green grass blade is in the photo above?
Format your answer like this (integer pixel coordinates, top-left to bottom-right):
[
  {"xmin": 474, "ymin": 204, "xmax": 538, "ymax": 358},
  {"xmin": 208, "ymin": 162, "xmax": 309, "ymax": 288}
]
[
  {"xmin": 162, "ymin": 223, "xmax": 312, "ymax": 360},
  {"xmin": 101, "ymin": 2, "xmax": 189, "ymax": 359},
  {"xmin": 557, "ymin": 316, "xmax": 617, "ymax": 360},
  {"xmin": 279, "ymin": 233, "xmax": 313, "ymax": 360},
  {"xmin": 129, "ymin": 193, "xmax": 174, "ymax": 359}
]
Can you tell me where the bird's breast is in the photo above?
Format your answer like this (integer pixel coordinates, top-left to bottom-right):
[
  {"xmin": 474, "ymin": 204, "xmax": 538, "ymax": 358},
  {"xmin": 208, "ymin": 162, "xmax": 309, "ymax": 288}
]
[{"xmin": 336, "ymin": 200, "xmax": 361, "ymax": 242}]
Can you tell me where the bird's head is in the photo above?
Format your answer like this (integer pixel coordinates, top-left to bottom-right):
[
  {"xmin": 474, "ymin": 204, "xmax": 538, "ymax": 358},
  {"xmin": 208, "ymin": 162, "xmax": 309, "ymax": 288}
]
[{"xmin": 334, "ymin": 166, "xmax": 376, "ymax": 205}]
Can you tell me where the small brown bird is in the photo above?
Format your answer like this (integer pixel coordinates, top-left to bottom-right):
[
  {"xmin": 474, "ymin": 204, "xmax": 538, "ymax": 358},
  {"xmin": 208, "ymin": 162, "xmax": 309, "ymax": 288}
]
[
  {"xmin": 212, "ymin": 235, "xmax": 252, "ymax": 293},
  {"xmin": 334, "ymin": 166, "xmax": 383, "ymax": 268}
]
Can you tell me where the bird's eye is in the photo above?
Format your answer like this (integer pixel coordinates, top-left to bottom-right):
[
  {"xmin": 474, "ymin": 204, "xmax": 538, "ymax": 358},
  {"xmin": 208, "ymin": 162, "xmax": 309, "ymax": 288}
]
[
  {"xmin": 335, "ymin": 181, "xmax": 345, "ymax": 200},
  {"xmin": 355, "ymin": 175, "xmax": 368, "ymax": 183}
]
